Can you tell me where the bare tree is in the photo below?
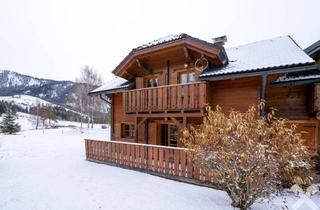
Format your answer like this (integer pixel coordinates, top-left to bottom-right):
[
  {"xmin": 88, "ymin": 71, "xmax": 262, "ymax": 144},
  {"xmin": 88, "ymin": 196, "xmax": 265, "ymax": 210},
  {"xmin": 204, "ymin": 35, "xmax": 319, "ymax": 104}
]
[{"xmin": 73, "ymin": 66, "xmax": 102, "ymax": 128}]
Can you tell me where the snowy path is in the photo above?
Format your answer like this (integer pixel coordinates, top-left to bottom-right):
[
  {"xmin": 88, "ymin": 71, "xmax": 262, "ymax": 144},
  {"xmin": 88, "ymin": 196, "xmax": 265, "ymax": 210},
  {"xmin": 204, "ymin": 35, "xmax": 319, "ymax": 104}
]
[{"xmin": 0, "ymin": 128, "xmax": 319, "ymax": 210}]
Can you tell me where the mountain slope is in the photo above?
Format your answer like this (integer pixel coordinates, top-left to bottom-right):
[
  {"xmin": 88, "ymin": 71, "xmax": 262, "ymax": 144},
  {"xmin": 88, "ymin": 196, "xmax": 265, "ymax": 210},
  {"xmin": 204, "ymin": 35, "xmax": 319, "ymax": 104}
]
[{"xmin": 0, "ymin": 70, "xmax": 75, "ymax": 104}]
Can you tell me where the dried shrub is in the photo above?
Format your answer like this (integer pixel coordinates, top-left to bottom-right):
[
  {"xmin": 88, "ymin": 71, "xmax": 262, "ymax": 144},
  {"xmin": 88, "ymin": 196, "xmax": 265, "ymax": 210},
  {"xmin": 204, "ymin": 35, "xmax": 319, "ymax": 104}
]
[{"xmin": 181, "ymin": 104, "xmax": 312, "ymax": 210}]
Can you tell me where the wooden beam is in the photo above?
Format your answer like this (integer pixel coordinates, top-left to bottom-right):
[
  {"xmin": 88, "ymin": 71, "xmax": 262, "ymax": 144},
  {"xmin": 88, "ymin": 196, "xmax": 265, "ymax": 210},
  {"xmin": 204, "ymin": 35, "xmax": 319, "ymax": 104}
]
[
  {"xmin": 127, "ymin": 112, "xmax": 203, "ymax": 118},
  {"xmin": 136, "ymin": 59, "xmax": 149, "ymax": 73},
  {"xmin": 137, "ymin": 117, "xmax": 147, "ymax": 128},
  {"xmin": 183, "ymin": 47, "xmax": 189, "ymax": 59}
]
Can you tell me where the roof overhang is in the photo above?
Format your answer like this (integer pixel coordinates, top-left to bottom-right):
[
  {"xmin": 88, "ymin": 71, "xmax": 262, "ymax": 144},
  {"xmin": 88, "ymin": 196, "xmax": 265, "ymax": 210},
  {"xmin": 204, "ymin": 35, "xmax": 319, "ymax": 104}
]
[
  {"xmin": 112, "ymin": 35, "xmax": 228, "ymax": 80},
  {"xmin": 88, "ymin": 86, "xmax": 129, "ymax": 96}
]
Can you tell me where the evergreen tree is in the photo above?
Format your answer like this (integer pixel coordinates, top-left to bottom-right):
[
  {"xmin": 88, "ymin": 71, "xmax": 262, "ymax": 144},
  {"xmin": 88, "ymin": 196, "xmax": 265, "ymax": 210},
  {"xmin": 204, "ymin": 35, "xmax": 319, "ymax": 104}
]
[{"xmin": 0, "ymin": 109, "xmax": 21, "ymax": 134}]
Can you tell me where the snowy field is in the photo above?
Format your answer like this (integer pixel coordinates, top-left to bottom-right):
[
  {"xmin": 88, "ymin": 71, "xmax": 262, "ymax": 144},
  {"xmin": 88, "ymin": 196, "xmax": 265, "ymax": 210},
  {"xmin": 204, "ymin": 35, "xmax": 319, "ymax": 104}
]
[{"xmin": 0, "ymin": 116, "xmax": 319, "ymax": 210}]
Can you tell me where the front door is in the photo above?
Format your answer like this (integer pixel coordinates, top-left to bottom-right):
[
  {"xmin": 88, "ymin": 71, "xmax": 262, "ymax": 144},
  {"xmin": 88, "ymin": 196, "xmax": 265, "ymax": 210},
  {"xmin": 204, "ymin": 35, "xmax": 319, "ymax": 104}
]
[{"xmin": 160, "ymin": 124, "xmax": 178, "ymax": 147}]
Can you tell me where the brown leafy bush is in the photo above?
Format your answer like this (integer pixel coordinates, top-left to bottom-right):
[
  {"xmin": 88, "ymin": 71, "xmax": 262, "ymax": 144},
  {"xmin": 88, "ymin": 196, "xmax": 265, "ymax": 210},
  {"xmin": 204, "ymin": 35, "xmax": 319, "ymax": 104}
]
[{"xmin": 181, "ymin": 104, "xmax": 312, "ymax": 210}]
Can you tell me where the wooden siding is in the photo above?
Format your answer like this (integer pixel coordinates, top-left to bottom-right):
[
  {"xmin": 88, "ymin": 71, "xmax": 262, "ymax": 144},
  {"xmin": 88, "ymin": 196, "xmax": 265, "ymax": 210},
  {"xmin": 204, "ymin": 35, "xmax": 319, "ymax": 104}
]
[
  {"xmin": 207, "ymin": 77, "xmax": 260, "ymax": 112},
  {"xmin": 287, "ymin": 120, "xmax": 319, "ymax": 152},
  {"xmin": 123, "ymin": 82, "xmax": 207, "ymax": 113},
  {"xmin": 113, "ymin": 93, "xmax": 134, "ymax": 141},
  {"xmin": 85, "ymin": 139, "xmax": 214, "ymax": 183},
  {"xmin": 266, "ymin": 85, "xmax": 311, "ymax": 119}
]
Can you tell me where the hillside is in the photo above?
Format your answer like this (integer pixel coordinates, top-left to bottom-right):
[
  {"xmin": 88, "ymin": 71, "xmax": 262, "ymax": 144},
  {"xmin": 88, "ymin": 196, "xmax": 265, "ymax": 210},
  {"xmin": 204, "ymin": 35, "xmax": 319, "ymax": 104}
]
[{"xmin": 0, "ymin": 70, "xmax": 75, "ymax": 104}]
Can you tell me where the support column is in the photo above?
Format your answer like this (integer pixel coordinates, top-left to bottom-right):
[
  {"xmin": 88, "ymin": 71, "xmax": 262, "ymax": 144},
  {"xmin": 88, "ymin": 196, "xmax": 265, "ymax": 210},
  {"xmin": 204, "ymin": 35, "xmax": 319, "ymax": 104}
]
[{"xmin": 260, "ymin": 74, "xmax": 267, "ymax": 116}]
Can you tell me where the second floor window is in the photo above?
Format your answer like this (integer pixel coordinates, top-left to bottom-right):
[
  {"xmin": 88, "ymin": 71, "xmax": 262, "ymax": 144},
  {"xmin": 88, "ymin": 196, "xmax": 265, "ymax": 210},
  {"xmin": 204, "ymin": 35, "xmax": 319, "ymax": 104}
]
[
  {"xmin": 145, "ymin": 77, "xmax": 158, "ymax": 87},
  {"xmin": 178, "ymin": 71, "xmax": 196, "ymax": 84}
]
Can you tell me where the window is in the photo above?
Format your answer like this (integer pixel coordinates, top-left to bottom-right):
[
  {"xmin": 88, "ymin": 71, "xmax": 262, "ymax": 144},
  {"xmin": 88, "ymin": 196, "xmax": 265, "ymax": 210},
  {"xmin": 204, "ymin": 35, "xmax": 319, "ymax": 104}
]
[
  {"xmin": 179, "ymin": 72, "xmax": 188, "ymax": 84},
  {"xmin": 189, "ymin": 72, "xmax": 196, "ymax": 82},
  {"xmin": 122, "ymin": 124, "xmax": 135, "ymax": 138},
  {"xmin": 169, "ymin": 125, "xmax": 178, "ymax": 146},
  {"xmin": 178, "ymin": 70, "xmax": 197, "ymax": 84},
  {"xmin": 145, "ymin": 77, "xmax": 158, "ymax": 87}
]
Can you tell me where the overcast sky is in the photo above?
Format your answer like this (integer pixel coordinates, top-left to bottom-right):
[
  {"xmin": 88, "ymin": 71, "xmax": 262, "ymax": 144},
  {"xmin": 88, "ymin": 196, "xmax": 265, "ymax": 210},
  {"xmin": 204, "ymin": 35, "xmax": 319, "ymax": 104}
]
[{"xmin": 0, "ymin": 0, "xmax": 319, "ymax": 82}]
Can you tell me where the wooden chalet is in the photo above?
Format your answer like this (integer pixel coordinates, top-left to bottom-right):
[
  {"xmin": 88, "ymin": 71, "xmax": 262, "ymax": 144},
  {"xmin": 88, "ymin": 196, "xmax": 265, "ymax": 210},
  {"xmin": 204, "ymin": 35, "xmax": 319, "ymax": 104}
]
[{"xmin": 90, "ymin": 34, "xmax": 320, "ymax": 153}]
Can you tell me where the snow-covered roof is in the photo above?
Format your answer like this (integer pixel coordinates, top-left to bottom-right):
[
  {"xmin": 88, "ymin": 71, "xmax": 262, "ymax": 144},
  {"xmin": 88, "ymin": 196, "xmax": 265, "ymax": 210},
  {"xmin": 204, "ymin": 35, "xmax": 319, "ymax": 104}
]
[
  {"xmin": 134, "ymin": 34, "xmax": 185, "ymax": 51},
  {"xmin": 200, "ymin": 36, "xmax": 315, "ymax": 78},
  {"xmin": 89, "ymin": 77, "xmax": 129, "ymax": 95}
]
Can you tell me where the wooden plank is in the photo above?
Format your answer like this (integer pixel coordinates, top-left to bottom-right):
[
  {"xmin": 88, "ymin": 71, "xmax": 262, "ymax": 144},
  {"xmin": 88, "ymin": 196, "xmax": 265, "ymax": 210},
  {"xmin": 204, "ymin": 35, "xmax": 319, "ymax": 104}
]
[
  {"xmin": 122, "ymin": 93, "xmax": 126, "ymax": 112},
  {"xmin": 174, "ymin": 149, "xmax": 180, "ymax": 176},
  {"xmin": 148, "ymin": 147, "xmax": 153, "ymax": 170},
  {"xmin": 183, "ymin": 84, "xmax": 188, "ymax": 109},
  {"xmin": 159, "ymin": 148, "xmax": 164, "ymax": 173},
  {"xmin": 158, "ymin": 87, "xmax": 163, "ymax": 110},
  {"xmin": 180, "ymin": 150, "xmax": 186, "ymax": 177},
  {"xmin": 148, "ymin": 89, "xmax": 152, "ymax": 111},
  {"xmin": 163, "ymin": 86, "xmax": 168, "ymax": 109},
  {"xmin": 137, "ymin": 90, "xmax": 141, "ymax": 112},
  {"xmin": 153, "ymin": 88, "xmax": 157, "ymax": 109},
  {"xmin": 177, "ymin": 85, "xmax": 182, "ymax": 109},
  {"xmin": 154, "ymin": 147, "xmax": 159, "ymax": 172},
  {"xmin": 190, "ymin": 84, "xmax": 195, "ymax": 109},
  {"xmin": 165, "ymin": 148, "xmax": 170, "ymax": 174}
]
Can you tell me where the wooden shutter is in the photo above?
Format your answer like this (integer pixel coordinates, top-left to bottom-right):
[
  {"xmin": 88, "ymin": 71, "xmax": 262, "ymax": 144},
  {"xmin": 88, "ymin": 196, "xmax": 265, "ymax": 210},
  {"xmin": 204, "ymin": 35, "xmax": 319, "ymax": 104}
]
[{"xmin": 136, "ymin": 77, "xmax": 144, "ymax": 89}]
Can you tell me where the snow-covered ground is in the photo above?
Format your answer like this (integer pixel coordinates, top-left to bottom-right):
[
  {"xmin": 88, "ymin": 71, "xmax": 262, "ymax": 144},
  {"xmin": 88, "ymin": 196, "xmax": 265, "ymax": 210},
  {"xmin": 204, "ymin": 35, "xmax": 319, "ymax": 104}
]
[
  {"xmin": 0, "ymin": 94, "xmax": 87, "ymax": 117},
  {"xmin": 0, "ymin": 117, "xmax": 319, "ymax": 209},
  {"xmin": 0, "ymin": 112, "xmax": 103, "ymax": 131},
  {"xmin": 0, "ymin": 95, "xmax": 51, "ymax": 109}
]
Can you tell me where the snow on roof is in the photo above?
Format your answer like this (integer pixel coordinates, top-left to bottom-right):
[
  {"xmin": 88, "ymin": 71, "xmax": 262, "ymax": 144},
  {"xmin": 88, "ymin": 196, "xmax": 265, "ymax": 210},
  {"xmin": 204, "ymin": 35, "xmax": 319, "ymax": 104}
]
[
  {"xmin": 134, "ymin": 34, "xmax": 185, "ymax": 51},
  {"xmin": 89, "ymin": 77, "xmax": 129, "ymax": 95},
  {"xmin": 200, "ymin": 36, "xmax": 315, "ymax": 78}
]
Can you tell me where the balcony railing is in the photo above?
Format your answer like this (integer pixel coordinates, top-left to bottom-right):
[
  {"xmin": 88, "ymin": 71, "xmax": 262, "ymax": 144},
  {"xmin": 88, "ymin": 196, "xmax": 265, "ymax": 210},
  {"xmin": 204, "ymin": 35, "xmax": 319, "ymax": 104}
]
[{"xmin": 123, "ymin": 82, "xmax": 207, "ymax": 113}]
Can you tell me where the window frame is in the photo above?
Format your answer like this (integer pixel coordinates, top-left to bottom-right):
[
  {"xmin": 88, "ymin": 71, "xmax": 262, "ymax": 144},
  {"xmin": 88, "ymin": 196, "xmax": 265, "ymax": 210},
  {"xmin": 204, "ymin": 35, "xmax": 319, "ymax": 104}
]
[
  {"xmin": 121, "ymin": 123, "xmax": 135, "ymax": 139},
  {"xmin": 144, "ymin": 75, "xmax": 159, "ymax": 88},
  {"xmin": 177, "ymin": 68, "xmax": 198, "ymax": 84}
]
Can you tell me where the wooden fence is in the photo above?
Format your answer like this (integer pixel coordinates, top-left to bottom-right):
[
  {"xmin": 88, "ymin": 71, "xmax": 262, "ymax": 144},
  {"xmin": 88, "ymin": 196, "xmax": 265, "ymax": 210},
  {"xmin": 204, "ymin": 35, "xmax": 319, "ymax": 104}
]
[{"xmin": 85, "ymin": 139, "xmax": 214, "ymax": 183}]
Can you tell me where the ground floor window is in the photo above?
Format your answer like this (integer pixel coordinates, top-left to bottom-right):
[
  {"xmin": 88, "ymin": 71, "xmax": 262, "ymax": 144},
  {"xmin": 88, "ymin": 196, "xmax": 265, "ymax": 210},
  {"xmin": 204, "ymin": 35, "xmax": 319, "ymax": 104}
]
[
  {"xmin": 122, "ymin": 123, "xmax": 135, "ymax": 138},
  {"xmin": 161, "ymin": 124, "xmax": 178, "ymax": 147}
]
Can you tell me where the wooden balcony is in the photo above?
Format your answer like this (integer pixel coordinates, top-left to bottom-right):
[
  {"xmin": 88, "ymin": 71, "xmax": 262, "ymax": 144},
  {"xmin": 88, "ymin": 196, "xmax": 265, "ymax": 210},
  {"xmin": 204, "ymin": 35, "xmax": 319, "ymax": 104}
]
[{"xmin": 123, "ymin": 82, "xmax": 207, "ymax": 113}]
